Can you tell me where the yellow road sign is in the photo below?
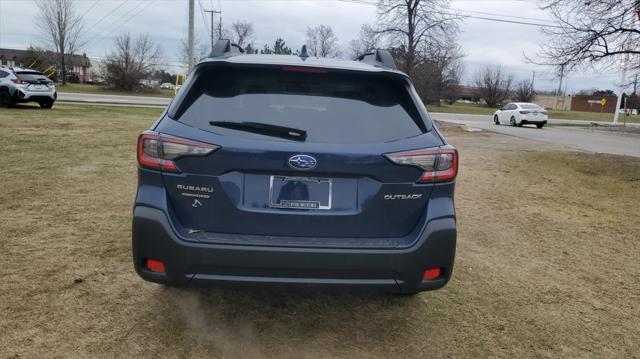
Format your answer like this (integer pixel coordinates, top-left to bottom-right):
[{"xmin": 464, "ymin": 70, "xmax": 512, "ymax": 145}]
[{"xmin": 600, "ymin": 98, "xmax": 606, "ymax": 106}]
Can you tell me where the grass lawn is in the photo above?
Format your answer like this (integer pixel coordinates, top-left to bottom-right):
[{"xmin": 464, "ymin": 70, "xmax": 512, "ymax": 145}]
[
  {"xmin": 1, "ymin": 103, "xmax": 639, "ymax": 357},
  {"xmin": 56, "ymin": 83, "xmax": 175, "ymax": 98},
  {"xmin": 429, "ymin": 102, "xmax": 640, "ymax": 123}
]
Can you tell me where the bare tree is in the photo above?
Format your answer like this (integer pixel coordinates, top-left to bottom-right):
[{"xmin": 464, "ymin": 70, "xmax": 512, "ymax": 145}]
[
  {"xmin": 180, "ymin": 37, "xmax": 209, "ymax": 66},
  {"xmin": 375, "ymin": 0, "xmax": 459, "ymax": 76},
  {"xmin": 474, "ymin": 66, "xmax": 513, "ymax": 107},
  {"xmin": 534, "ymin": 0, "xmax": 640, "ymax": 70},
  {"xmin": 35, "ymin": 0, "xmax": 84, "ymax": 85},
  {"xmin": 514, "ymin": 79, "xmax": 535, "ymax": 102},
  {"xmin": 228, "ymin": 21, "xmax": 255, "ymax": 48},
  {"xmin": 411, "ymin": 35, "xmax": 463, "ymax": 104},
  {"xmin": 441, "ymin": 55, "xmax": 464, "ymax": 104},
  {"xmin": 305, "ymin": 25, "xmax": 340, "ymax": 58},
  {"xmin": 103, "ymin": 33, "xmax": 162, "ymax": 91},
  {"xmin": 349, "ymin": 24, "xmax": 380, "ymax": 58}
]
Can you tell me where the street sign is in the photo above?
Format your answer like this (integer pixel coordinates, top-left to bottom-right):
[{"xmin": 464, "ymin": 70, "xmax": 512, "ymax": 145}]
[{"xmin": 600, "ymin": 98, "xmax": 606, "ymax": 106}]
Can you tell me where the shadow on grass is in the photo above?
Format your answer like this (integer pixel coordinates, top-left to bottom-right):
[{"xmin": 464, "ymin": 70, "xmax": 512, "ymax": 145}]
[
  {"xmin": 3, "ymin": 103, "xmax": 44, "ymax": 110},
  {"xmin": 157, "ymin": 286, "xmax": 425, "ymax": 357}
]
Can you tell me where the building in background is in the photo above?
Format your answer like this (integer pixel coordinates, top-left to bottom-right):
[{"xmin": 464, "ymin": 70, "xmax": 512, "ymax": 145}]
[
  {"xmin": 570, "ymin": 95, "xmax": 618, "ymax": 114},
  {"xmin": 0, "ymin": 48, "xmax": 91, "ymax": 83},
  {"xmin": 534, "ymin": 95, "xmax": 572, "ymax": 111}
]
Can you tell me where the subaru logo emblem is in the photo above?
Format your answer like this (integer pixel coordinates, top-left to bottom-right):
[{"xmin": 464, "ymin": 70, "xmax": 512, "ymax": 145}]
[{"xmin": 288, "ymin": 154, "xmax": 317, "ymax": 170}]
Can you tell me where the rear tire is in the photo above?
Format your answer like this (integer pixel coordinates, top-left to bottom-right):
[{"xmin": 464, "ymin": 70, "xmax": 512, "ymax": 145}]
[
  {"xmin": 39, "ymin": 100, "xmax": 54, "ymax": 109},
  {"xmin": 493, "ymin": 115, "xmax": 500, "ymax": 125},
  {"xmin": 536, "ymin": 123, "xmax": 545, "ymax": 129},
  {"xmin": 510, "ymin": 116, "xmax": 517, "ymax": 127},
  {"xmin": 0, "ymin": 89, "xmax": 15, "ymax": 108}
]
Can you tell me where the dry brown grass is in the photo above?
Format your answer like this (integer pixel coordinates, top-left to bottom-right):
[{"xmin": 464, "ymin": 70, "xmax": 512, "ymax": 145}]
[{"xmin": 1, "ymin": 104, "xmax": 639, "ymax": 358}]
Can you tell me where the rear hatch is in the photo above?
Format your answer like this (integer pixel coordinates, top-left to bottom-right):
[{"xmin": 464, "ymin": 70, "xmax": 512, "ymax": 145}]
[
  {"xmin": 152, "ymin": 63, "xmax": 449, "ymax": 243},
  {"xmin": 16, "ymin": 71, "xmax": 53, "ymax": 91}
]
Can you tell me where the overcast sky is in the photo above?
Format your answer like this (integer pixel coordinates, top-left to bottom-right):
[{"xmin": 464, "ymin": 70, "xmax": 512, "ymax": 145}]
[{"xmin": 0, "ymin": 0, "xmax": 626, "ymax": 92}]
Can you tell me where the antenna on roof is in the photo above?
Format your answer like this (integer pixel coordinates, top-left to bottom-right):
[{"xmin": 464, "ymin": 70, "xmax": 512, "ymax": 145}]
[
  {"xmin": 299, "ymin": 45, "xmax": 309, "ymax": 60},
  {"xmin": 355, "ymin": 49, "xmax": 397, "ymax": 70},
  {"xmin": 209, "ymin": 39, "xmax": 244, "ymax": 58}
]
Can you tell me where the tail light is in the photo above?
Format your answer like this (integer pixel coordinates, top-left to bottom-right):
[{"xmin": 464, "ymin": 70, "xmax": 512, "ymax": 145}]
[
  {"xmin": 11, "ymin": 79, "xmax": 27, "ymax": 85},
  {"xmin": 385, "ymin": 145, "xmax": 458, "ymax": 183},
  {"xmin": 137, "ymin": 130, "xmax": 218, "ymax": 172}
]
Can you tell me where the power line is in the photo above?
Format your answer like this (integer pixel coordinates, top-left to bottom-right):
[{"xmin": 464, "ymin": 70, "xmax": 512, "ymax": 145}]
[
  {"xmin": 335, "ymin": 0, "xmax": 560, "ymax": 28},
  {"xmin": 450, "ymin": 8, "xmax": 555, "ymax": 23},
  {"xmin": 85, "ymin": 0, "xmax": 156, "ymax": 48},
  {"xmin": 454, "ymin": 13, "xmax": 562, "ymax": 28},
  {"xmin": 197, "ymin": 0, "xmax": 211, "ymax": 40},
  {"xmin": 88, "ymin": 0, "xmax": 130, "ymax": 30},
  {"xmin": 84, "ymin": 0, "xmax": 101, "ymax": 14}
]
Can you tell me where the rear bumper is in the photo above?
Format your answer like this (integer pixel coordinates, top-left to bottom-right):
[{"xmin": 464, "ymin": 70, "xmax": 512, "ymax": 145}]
[
  {"xmin": 521, "ymin": 119, "xmax": 547, "ymax": 125},
  {"xmin": 12, "ymin": 88, "xmax": 56, "ymax": 102},
  {"xmin": 132, "ymin": 206, "xmax": 457, "ymax": 293}
]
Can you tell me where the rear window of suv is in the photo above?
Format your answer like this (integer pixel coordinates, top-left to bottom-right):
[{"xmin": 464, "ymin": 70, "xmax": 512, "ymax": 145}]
[
  {"xmin": 173, "ymin": 65, "xmax": 427, "ymax": 144},
  {"xmin": 16, "ymin": 71, "xmax": 49, "ymax": 82}
]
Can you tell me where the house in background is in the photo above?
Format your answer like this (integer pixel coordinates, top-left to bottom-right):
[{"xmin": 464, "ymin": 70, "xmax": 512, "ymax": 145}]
[
  {"xmin": 0, "ymin": 48, "xmax": 91, "ymax": 83},
  {"xmin": 533, "ymin": 95, "xmax": 572, "ymax": 111}
]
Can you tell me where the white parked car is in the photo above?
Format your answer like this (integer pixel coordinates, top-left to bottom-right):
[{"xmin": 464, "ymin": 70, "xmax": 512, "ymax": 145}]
[
  {"xmin": 160, "ymin": 82, "xmax": 175, "ymax": 90},
  {"xmin": 493, "ymin": 102, "xmax": 548, "ymax": 128}
]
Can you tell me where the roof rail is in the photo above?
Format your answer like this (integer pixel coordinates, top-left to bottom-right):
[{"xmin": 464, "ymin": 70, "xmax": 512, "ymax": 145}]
[
  {"xmin": 209, "ymin": 39, "xmax": 244, "ymax": 58},
  {"xmin": 355, "ymin": 49, "xmax": 397, "ymax": 70}
]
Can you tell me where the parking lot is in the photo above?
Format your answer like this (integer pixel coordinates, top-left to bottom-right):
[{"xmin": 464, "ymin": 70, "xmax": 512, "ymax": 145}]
[{"xmin": 1, "ymin": 104, "xmax": 639, "ymax": 358}]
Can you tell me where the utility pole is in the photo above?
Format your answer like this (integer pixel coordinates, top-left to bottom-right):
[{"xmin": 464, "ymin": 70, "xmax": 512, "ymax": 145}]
[
  {"xmin": 188, "ymin": 0, "xmax": 195, "ymax": 72},
  {"xmin": 613, "ymin": 53, "xmax": 629, "ymax": 124},
  {"xmin": 204, "ymin": 9, "xmax": 221, "ymax": 50}
]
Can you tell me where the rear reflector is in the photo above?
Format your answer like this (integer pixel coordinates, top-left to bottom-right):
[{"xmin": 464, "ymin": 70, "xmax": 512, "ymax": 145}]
[
  {"xmin": 146, "ymin": 259, "xmax": 165, "ymax": 273},
  {"xmin": 385, "ymin": 145, "xmax": 458, "ymax": 183},
  {"xmin": 137, "ymin": 130, "xmax": 218, "ymax": 172},
  {"xmin": 422, "ymin": 268, "xmax": 441, "ymax": 281}
]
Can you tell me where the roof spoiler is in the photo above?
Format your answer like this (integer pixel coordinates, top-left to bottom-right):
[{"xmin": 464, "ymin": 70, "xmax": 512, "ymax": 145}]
[
  {"xmin": 355, "ymin": 49, "xmax": 397, "ymax": 70},
  {"xmin": 209, "ymin": 39, "xmax": 244, "ymax": 58}
]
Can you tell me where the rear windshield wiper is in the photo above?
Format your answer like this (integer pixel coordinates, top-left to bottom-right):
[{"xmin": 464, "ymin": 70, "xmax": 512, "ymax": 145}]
[{"xmin": 209, "ymin": 121, "xmax": 307, "ymax": 142}]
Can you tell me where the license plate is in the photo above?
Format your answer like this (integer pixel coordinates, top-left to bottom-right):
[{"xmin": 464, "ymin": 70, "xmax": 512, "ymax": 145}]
[
  {"xmin": 32, "ymin": 85, "xmax": 44, "ymax": 90},
  {"xmin": 269, "ymin": 176, "xmax": 332, "ymax": 210}
]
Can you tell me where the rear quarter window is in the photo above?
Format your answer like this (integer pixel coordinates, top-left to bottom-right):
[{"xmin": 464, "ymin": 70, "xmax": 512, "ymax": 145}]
[{"xmin": 172, "ymin": 65, "xmax": 428, "ymax": 144}]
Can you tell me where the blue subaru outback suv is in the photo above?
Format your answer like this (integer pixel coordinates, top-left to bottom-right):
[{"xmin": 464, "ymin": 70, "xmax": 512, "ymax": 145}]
[{"xmin": 132, "ymin": 40, "xmax": 458, "ymax": 294}]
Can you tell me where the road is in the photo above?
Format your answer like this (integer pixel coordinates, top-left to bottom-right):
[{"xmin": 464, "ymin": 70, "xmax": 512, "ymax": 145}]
[
  {"xmin": 432, "ymin": 112, "xmax": 640, "ymax": 157},
  {"xmin": 57, "ymin": 92, "xmax": 171, "ymax": 106},
  {"xmin": 56, "ymin": 93, "xmax": 638, "ymax": 157}
]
